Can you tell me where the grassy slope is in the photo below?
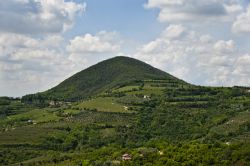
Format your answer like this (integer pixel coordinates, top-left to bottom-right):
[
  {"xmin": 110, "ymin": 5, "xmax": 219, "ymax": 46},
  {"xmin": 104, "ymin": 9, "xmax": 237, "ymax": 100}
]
[{"xmin": 77, "ymin": 97, "xmax": 132, "ymax": 113}]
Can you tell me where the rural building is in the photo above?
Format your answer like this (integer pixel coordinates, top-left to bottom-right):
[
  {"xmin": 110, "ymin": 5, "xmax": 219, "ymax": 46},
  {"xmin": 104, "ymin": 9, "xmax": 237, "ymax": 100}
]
[
  {"xmin": 49, "ymin": 101, "xmax": 55, "ymax": 106},
  {"xmin": 122, "ymin": 154, "xmax": 132, "ymax": 161}
]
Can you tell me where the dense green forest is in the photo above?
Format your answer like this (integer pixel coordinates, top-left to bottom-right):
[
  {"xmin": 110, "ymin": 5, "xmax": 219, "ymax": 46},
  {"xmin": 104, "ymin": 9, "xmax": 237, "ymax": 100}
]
[{"xmin": 0, "ymin": 57, "xmax": 249, "ymax": 165}]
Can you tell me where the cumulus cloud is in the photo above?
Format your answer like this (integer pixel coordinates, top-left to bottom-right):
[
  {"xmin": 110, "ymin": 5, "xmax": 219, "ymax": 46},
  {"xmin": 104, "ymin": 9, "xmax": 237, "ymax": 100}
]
[
  {"xmin": 1, "ymin": 0, "xmax": 250, "ymax": 97},
  {"xmin": 162, "ymin": 24, "xmax": 186, "ymax": 39},
  {"xmin": 214, "ymin": 40, "xmax": 236, "ymax": 53},
  {"xmin": 133, "ymin": 24, "xmax": 250, "ymax": 86},
  {"xmin": 0, "ymin": 0, "xmax": 87, "ymax": 96},
  {"xmin": 67, "ymin": 32, "xmax": 120, "ymax": 54},
  {"xmin": 0, "ymin": 33, "xmax": 73, "ymax": 96},
  {"xmin": 233, "ymin": 54, "xmax": 250, "ymax": 75},
  {"xmin": 0, "ymin": 0, "xmax": 86, "ymax": 34},
  {"xmin": 142, "ymin": 0, "xmax": 249, "ymax": 86},
  {"xmin": 145, "ymin": 0, "xmax": 242, "ymax": 22},
  {"xmin": 0, "ymin": 30, "xmax": 122, "ymax": 97},
  {"xmin": 67, "ymin": 31, "xmax": 121, "ymax": 63},
  {"xmin": 224, "ymin": 4, "xmax": 243, "ymax": 14},
  {"xmin": 232, "ymin": 5, "xmax": 250, "ymax": 34}
]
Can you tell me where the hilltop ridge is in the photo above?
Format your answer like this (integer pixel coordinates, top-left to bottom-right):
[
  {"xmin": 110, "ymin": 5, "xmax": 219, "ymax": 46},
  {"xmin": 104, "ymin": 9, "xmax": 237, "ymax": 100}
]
[{"xmin": 23, "ymin": 56, "xmax": 187, "ymax": 101}]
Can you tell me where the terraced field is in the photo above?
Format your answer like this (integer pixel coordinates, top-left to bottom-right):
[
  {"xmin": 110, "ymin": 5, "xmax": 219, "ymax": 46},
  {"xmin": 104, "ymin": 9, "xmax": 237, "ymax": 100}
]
[
  {"xmin": 1, "ymin": 83, "xmax": 250, "ymax": 165},
  {"xmin": 77, "ymin": 97, "xmax": 132, "ymax": 113}
]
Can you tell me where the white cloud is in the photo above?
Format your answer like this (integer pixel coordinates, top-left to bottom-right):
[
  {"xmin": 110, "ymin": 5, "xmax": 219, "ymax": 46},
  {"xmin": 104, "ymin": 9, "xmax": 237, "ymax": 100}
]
[
  {"xmin": 0, "ymin": 33, "xmax": 64, "ymax": 50},
  {"xmin": 1, "ymin": 0, "xmax": 250, "ymax": 97},
  {"xmin": 0, "ymin": 30, "xmax": 123, "ymax": 97},
  {"xmin": 0, "ymin": 0, "xmax": 86, "ymax": 34},
  {"xmin": 233, "ymin": 54, "xmax": 250, "ymax": 76},
  {"xmin": 224, "ymin": 4, "xmax": 243, "ymax": 14},
  {"xmin": 67, "ymin": 32, "xmax": 120, "ymax": 54},
  {"xmin": 232, "ymin": 5, "xmax": 250, "ymax": 34},
  {"xmin": 67, "ymin": 31, "xmax": 121, "ymax": 64},
  {"xmin": 133, "ymin": 24, "xmax": 250, "ymax": 86},
  {"xmin": 142, "ymin": 0, "xmax": 249, "ymax": 86},
  {"xmin": 0, "ymin": 33, "xmax": 73, "ymax": 97},
  {"xmin": 145, "ymin": 0, "xmax": 242, "ymax": 22},
  {"xmin": 199, "ymin": 35, "xmax": 213, "ymax": 43},
  {"xmin": 162, "ymin": 24, "xmax": 186, "ymax": 39},
  {"xmin": 146, "ymin": 0, "xmax": 183, "ymax": 7},
  {"xmin": 214, "ymin": 40, "xmax": 236, "ymax": 53}
]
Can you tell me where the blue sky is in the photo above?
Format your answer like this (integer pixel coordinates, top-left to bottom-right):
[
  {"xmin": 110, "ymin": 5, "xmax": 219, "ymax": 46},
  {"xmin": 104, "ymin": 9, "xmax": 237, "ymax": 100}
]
[
  {"xmin": 0, "ymin": 0, "xmax": 250, "ymax": 97},
  {"xmin": 67, "ymin": 0, "xmax": 163, "ymax": 43}
]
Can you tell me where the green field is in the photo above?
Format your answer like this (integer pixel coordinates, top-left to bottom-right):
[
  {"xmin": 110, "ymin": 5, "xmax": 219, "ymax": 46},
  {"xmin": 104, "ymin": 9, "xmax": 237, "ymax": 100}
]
[
  {"xmin": 113, "ymin": 85, "xmax": 140, "ymax": 92},
  {"xmin": 77, "ymin": 97, "xmax": 133, "ymax": 113}
]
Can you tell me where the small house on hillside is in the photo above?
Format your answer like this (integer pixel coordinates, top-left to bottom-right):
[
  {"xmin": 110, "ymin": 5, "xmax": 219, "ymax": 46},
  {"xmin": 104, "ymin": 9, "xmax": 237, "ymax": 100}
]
[
  {"xmin": 122, "ymin": 154, "xmax": 132, "ymax": 161},
  {"xmin": 49, "ymin": 101, "xmax": 56, "ymax": 106},
  {"xmin": 123, "ymin": 106, "xmax": 128, "ymax": 110}
]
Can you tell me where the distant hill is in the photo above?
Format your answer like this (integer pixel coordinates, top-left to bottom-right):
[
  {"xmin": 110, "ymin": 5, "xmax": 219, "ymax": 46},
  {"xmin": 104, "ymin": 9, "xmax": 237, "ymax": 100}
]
[{"xmin": 23, "ymin": 56, "xmax": 187, "ymax": 101}]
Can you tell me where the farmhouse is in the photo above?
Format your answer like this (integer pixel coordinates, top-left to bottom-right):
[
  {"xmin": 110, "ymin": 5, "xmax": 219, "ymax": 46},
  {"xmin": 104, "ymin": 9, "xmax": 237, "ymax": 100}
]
[
  {"xmin": 49, "ymin": 101, "xmax": 55, "ymax": 106},
  {"xmin": 159, "ymin": 151, "xmax": 164, "ymax": 155},
  {"xmin": 122, "ymin": 154, "xmax": 132, "ymax": 161},
  {"xmin": 123, "ymin": 106, "xmax": 128, "ymax": 110}
]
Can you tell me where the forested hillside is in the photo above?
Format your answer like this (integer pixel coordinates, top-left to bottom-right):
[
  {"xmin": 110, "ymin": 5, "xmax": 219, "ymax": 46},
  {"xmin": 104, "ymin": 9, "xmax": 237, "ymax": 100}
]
[
  {"xmin": 0, "ymin": 57, "xmax": 249, "ymax": 165},
  {"xmin": 22, "ymin": 56, "xmax": 185, "ymax": 102}
]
